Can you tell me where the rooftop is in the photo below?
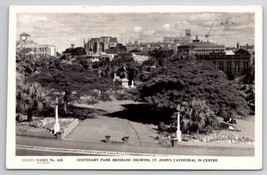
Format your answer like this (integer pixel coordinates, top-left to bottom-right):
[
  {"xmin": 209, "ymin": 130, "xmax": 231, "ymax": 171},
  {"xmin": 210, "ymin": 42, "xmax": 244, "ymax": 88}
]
[
  {"xmin": 16, "ymin": 40, "xmax": 37, "ymax": 45},
  {"xmin": 185, "ymin": 41, "xmax": 225, "ymax": 48},
  {"xmin": 20, "ymin": 32, "xmax": 30, "ymax": 36}
]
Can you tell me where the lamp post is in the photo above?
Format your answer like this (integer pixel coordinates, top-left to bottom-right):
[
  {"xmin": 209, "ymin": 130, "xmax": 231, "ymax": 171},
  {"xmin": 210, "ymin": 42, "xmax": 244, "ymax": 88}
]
[
  {"xmin": 176, "ymin": 104, "xmax": 182, "ymax": 142},
  {"xmin": 54, "ymin": 97, "xmax": 60, "ymax": 134}
]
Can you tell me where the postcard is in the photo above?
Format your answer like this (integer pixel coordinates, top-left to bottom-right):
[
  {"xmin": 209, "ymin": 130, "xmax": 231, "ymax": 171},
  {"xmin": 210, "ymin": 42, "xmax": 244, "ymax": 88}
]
[{"xmin": 6, "ymin": 5, "xmax": 262, "ymax": 169}]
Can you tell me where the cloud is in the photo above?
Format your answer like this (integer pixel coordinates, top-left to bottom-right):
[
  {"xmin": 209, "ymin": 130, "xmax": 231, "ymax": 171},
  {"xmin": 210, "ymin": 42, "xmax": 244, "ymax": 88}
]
[
  {"xmin": 133, "ymin": 26, "xmax": 142, "ymax": 33},
  {"xmin": 17, "ymin": 14, "xmax": 48, "ymax": 25},
  {"xmin": 188, "ymin": 13, "xmax": 216, "ymax": 22},
  {"xmin": 143, "ymin": 30, "xmax": 155, "ymax": 36},
  {"xmin": 16, "ymin": 12, "xmax": 255, "ymax": 51},
  {"xmin": 163, "ymin": 24, "xmax": 170, "ymax": 31}
]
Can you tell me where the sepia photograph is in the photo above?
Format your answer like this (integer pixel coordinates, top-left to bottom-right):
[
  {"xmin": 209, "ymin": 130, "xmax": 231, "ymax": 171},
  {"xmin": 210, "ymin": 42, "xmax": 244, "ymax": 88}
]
[{"xmin": 6, "ymin": 6, "xmax": 262, "ymax": 169}]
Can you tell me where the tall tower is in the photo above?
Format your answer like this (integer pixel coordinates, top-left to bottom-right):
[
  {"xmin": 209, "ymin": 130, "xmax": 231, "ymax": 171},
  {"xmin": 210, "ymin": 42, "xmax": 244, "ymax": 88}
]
[
  {"xmin": 185, "ymin": 29, "xmax": 191, "ymax": 37},
  {"xmin": 20, "ymin": 33, "xmax": 30, "ymax": 42}
]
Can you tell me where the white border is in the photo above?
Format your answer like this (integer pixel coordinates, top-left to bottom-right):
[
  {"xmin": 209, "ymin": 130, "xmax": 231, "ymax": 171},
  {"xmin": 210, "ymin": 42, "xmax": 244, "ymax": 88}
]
[{"xmin": 6, "ymin": 5, "xmax": 263, "ymax": 170}]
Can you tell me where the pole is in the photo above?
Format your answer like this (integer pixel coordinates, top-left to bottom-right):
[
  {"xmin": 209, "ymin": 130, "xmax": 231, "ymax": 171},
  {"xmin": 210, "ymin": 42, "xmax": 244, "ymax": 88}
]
[
  {"xmin": 176, "ymin": 105, "xmax": 182, "ymax": 142},
  {"xmin": 54, "ymin": 97, "xmax": 60, "ymax": 134}
]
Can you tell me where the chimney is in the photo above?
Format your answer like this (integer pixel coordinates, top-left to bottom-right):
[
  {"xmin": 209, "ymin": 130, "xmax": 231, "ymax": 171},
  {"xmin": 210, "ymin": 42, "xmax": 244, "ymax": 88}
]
[
  {"xmin": 237, "ymin": 42, "xmax": 240, "ymax": 49},
  {"xmin": 71, "ymin": 44, "xmax": 75, "ymax": 49}
]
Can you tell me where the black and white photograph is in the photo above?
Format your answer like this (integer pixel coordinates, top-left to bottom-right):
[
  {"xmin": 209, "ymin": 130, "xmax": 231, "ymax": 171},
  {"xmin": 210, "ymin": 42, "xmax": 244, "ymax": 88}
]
[{"xmin": 6, "ymin": 6, "xmax": 262, "ymax": 169}]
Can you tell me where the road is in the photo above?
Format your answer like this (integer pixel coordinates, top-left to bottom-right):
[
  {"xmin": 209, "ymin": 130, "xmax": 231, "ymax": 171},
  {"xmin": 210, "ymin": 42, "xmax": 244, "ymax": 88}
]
[{"xmin": 16, "ymin": 136, "xmax": 254, "ymax": 156}]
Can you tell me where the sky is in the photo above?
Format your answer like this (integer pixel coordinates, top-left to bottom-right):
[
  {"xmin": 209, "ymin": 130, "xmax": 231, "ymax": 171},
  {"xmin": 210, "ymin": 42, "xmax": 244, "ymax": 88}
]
[{"xmin": 16, "ymin": 12, "xmax": 255, "ymax": 52}]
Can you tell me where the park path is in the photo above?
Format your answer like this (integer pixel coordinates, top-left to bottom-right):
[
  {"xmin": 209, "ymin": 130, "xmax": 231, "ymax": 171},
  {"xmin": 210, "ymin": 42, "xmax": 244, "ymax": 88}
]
[{"xmin": 64, "ymin": 101, "xmax": 159, "ymax": 146}]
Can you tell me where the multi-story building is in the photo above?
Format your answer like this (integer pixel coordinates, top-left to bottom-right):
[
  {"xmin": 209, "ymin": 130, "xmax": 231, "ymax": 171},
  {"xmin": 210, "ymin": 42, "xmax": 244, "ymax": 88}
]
[
  {"xmin": 126, "ymin": 41, "xmax": 177, "ymax": 52},
  {"xmin": 201, "ymin": 49, "xmax": 251, "ymax": 75},
  {"xmin": 177, "ymin": 36, "xmax": 251, "ymax": 76},
  {"xmin": 177, "ymin": 36, "xmax": 225, "ymax": 55},
  {"xmin": 126, "ymin": 29, "xmax": 192, "ymax": 52},
  {"xmin": 84, "ymin": 36, "xmax": 120, "ymax": 55},
  {"xmin": 163, "ymin": 29, "xmax": 191, "ymax": 45},
  {"xmin": 239, "ymin": 43, "xmax": 255, "ymax": 65},
  {"xmin": 16, "ymin": 33, "xmax": 56, "ymax": 56},
  {"xmin": 163, "ymin": 36, "xmax": 190, "ymax": 46}
]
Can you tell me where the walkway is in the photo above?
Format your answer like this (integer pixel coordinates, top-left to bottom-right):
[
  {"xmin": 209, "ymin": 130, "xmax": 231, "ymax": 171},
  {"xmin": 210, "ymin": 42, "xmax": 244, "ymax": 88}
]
[{"xmin": 64, "ymin": 101, "xmax": 159, "ymax": 146}]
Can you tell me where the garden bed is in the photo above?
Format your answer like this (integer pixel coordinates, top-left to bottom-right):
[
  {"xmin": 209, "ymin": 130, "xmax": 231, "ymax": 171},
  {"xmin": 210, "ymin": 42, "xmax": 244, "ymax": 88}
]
[
  {"xmin": 16, "ymin": 116, "xmax": 79, "ymax": 139},
  {"xmin": 183, "ymin": 130, "xmax": 254, "ymax": 144},
  {"xmin": 156, "ymin": 130, "xmax": 254, "ymax": 148}
]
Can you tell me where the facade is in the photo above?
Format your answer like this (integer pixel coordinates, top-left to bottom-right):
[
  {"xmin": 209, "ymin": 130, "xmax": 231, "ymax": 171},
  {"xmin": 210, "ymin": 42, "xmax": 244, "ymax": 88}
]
[
  {"xmin": 199, "ymin": 49, "xmax": 251, "ymax": 75},
  {"xmin": 126, "ymin": 41, "xmax": 177, "ymax": 52},
  {"xmin": 177, "ymin": 37, "xmax": 225, "ymax": 55},
  {"xmin": 239, "ymin": 43, "xmax": 255, "ymax": 65},
  {"xmin": 163, "ymin": 36, "xmax": 190, "ymax": 45},
  {"xmin": 16, "ymin": 33, "xmax": 56, "ymax": 56},
  {"xmin": 126, "ymin": 29, "xmax": 192, "ymax": 52},
  {"xmin": 32, "ymin": 44, "xmax": 56, "ymax": 57},
  {"xmin": 163, "ymin": 29, "xmax": 191, "ymax": 45},
  {"xmin": 84, "ymin": 36, "xmax": 119, "ymax": 55}
]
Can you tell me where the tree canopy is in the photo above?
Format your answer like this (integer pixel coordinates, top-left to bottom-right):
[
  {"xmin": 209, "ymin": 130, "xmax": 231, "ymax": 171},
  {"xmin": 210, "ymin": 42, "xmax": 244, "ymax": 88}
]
[
  {"xmin": 29, "ymin": 63, "xmax": 116, "ymax": 97},
  {"xmin": 137, "ymin": 59, "xmax": 250, "ymax": 118}
]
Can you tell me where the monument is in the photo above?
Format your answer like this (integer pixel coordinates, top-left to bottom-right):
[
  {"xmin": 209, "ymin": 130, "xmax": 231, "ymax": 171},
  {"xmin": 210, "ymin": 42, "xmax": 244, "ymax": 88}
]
[
  {"xmin": 121, "ymin": 78, "xmax": 129, "ymax": 88},
  {"xmin": 54, "ymin": 97, "xmax": 61, "ymax": 133},
  {"xmin": 176, "ymin": 104, "xmax": 182, "ymax": 141}
]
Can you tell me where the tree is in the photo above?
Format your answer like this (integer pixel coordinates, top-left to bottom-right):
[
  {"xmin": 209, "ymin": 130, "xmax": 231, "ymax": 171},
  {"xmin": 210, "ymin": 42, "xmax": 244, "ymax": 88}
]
[
  {"xmin": 148, "ymin": 48, "xmax": 168, "ymax": 66},
  {"xmin": 29, "ymin": 63, "xmax": 117, "ymax": 111},
  {"xmin": 16, "ymin": 82, "xmax": 48, "ymax": 121},
  {"xmin": 137, "ymin": 60, "xmax": 250, "ymax": 119},
  {"xmin": 179, "ymin": 99, "xmax": 219, "ymax": 134}
]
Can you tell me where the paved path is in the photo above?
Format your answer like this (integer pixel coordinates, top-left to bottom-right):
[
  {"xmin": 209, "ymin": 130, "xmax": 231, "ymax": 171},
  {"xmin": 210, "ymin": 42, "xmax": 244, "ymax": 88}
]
[
  {"xmin": 64, "ymin": 116, "xmax": 158, "ymax": 146},
  {"xmin": 64, "ymin": 101, "xmax": 159, "ymax": 146}
]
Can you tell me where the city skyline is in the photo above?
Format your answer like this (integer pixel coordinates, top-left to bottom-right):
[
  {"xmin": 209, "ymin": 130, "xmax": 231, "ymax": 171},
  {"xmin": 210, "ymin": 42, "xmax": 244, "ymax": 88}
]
[{"xmin": 16, "ymin": 12, "xmax": 255, "ymax": 52}]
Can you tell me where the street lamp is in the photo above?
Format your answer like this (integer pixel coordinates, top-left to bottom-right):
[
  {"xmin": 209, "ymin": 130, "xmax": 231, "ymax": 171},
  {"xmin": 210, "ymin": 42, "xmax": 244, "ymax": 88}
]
[
  {"xmin": 54, "ymin": 97, "xmax": 61, "ymax": 134},
  {"xmin": 176, "ymin": 104, "xmax": 182, "ymax": 142}
]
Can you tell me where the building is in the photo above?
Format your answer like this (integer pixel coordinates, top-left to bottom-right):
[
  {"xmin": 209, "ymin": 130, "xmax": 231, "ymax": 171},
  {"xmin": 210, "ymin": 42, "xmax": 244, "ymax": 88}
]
[
  {"xmin": 16, "ymin": 33, "xmax": 37, "ymax": 49},
  {"xmin": 239, "ymin": 43, "xmax": 255, "ymax": 65},
  {"xmin": 177, "ymin": 36, "xmax": 250, "ymax": 76},
  {"xmin": 16, "ymin": 33, "xmax": 56, "ymax": 56},
  {"xmin": 84, "ymin": 36, "xmax": 121, "ymax": 55},
  {"xmin": 163, "ymin": 29, "xmax": 191, "ymax": 45},
  {"xmin": 32, "ymin": 44, "xmax": 56, "ymax": 57},
  {"xmin": 126, "ymin": 41, "xmax": 177, "ymax": 52},
  {"xmin": 177, "ymin": 36, "xmax": 225, "ymax": 55},
  {"xmin": 163, "ymin": 36, "xmax": 190, "ymax": 45},
  {"xmin": 126, "ymin": 29, "xmax": 192, "ymax": 52},
  {"xmin": 202, "ymin": 49, "xmax": 251, "ymax": 75}
]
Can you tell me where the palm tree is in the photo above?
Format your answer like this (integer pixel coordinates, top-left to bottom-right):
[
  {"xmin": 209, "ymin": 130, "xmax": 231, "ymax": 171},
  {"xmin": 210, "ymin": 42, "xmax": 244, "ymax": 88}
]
[
  {"xmin": 16, "ymin": 82, "xmax": 46, "ymax": 121},
  {"xmin": 180, "ymin": 99, "xmax": 218, "ymax": 134}
]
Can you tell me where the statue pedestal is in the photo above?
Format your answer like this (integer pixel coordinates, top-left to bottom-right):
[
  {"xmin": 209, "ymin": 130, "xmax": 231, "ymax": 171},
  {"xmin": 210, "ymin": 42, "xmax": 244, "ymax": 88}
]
[
  {"xmin": 176, "ymin": 130, "xmax": 182, "ymax": 141},
  {"xmin": 176, "ymin": 107, "xmax": 182, "ymax": 142},
  {"xmin": 121, "ymin": 78, "xmax": 129, "ymax": 88},
  {"xmin": 54, "ymin": 99, "xmax": 61, "ymax": 134},
  {"xmin": 54, "ymin": 122, "xmax": 60, "ymax": 134}
]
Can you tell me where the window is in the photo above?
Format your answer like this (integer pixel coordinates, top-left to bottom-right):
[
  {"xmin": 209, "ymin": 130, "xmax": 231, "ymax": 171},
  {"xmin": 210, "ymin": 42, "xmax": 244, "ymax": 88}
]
[
  {"xmin": 235, "ymin": 61, "xmax": 240, "ymax": 72},
  {"xmin": 219, "ymin": 61, "xmax": 224, "ymax": 70},
  {"xmin": 227, "ymin": 61, "xmax": 232, "ymax": 71},
  {"xmin": 243, "ymin": 62, "xmax": 249, "ymax": 70}
]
